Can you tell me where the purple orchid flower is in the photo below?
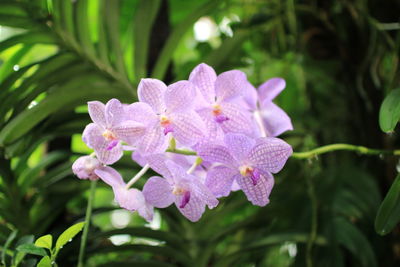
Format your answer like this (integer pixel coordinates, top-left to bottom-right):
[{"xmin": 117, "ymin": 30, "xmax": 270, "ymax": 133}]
[
  {"xmin": 243, "ymin": 78, "xmax": 293, "ymax": 137},
  {"xmin": 82, "ymin": 99, "xmax": 146, "ymax": 164},
  {"xmin": 189, "ymin": 63, "xmax": 254, "ymax": 141},
  {"xmin": 94, "ymin": 166, "xmax": 153, "ymax": 222},
  {"xmin": 72, "ymin": 155, "xmax": 102, "ymax": 180},
  {"xmin": 197, "ymin": 133, "xmax": 292, "ymax": 206},
  {"xmin": 129, "ymin": 79, "xmax": 206, "ymax": 154},
  {"xmin": 142, "ymin": 160, "xmax": 218, "ymax": 222}
]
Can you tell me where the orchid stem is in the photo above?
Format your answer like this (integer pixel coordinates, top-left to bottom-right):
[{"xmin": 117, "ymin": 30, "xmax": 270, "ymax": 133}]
[
  {"xmin": 126, "ymin": 164, "xmax": 150, "ymax": 189},
  {"xmin": 167, "ymin": 144, "xmax": 400, "ymax": 159},
  {"xmin": 78, "ymin": 179, "xmax": 97, "ymax": 267},
  {"xmin": 291, "ymin": 143, "xmax": 400, "ymax": 159},
  {"xmin": 187, "ymin": 157, "xmax": 203, "ymax": 174}
]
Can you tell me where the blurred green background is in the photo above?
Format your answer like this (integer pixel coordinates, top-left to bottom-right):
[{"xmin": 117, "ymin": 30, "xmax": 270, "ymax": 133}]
[{"xmin": 0, "ymin": 0, "xmax": 399, "ymax": 266}]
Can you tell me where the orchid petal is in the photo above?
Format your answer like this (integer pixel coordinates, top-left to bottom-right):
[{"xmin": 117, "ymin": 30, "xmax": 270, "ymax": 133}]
[
  {"xmin": 258, "ymin": 78, "xmax": 286, "ymax": 102},
  {"xmin": 143, "ymin": 176, "xmax": 174, "ymax": 208},
  {"xmin": 175, "ymin": 193, "xmax": 206, "ymax": 222},
  {"xmin": 189, "ymin": 175, "xmax": 219, "ymax": 208},
  {"xmin": 165, "ymin": 80, "xmax": 196, "ymax": 112},
  {"xmin": 224, "ymin": 133, "xmax": 256, "ymax": 162},
  {"xmin": 105, "ymin": 99, "xmax": 124, "ymax": 127},
  {"xmin": 95, "ymin": 141, "xmax": 123, "ymax": 165},
  {"xmin": 138, "ymin": 125, "xmax": 168, "ymax": 155},
  {"xmin": 215, "ymin": 70, "xmax": 247, "ymax": 101},
  {"xmin": 82, "ymin": 123, "xmax": 103, "ymax": 149},
  {"xmin": 196, "ymin": 108, "xmax": 225, "ymax": 143},
  {"xmin": 72, "ymin": 156, "xmax": 101, "ymax": 180},
  {"xmin": 95, "ymin": 166, "xmax": 125, "ymax": 187},
  {"xmin": 125, "ymin": 102, "xmax": 158, "ymax": 125},
  {"xmin": 113, "ymin": 121, "xmax": 146, "ymax": 145},
  {"xmin": 138, "ymin": 78, "xmax": 167, "ymax": 114},
  {"xmin": 260, "ymin": 101, "xmax": 293, "ymax": 137},
  {"xmin": 197, "ymin": 143, "xmax": 238, "ymax": 168},
  {"xmin": 170, "ymin": 111, "xmax": 206, "ymax": 146},
  {"xmin": 205, "ymin": 166, "xmax": 237, "ymax": 198},
  {"xmin": 248, "ymin": 137, "xmax": 293, "ymax": 173},
  {"xmin": 189, "ymin": 63, "xmax": 217, "ymax": 103},
  {"xmin": 235, "ymin": 171, "xmax": 274, "ymax": 206},
  {"xmin": 88, "ymin": 101, "xmax": 106, "ymax": 127},
  {"xmin": 219, "ymin": 102, "xmax": 253, "ymax": 135}
]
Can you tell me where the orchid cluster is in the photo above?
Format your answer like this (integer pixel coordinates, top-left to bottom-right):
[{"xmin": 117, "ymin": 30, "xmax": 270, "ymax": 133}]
[{"xmin": 72, "ymin": 63, "xmax": 293, "ymax": 222}]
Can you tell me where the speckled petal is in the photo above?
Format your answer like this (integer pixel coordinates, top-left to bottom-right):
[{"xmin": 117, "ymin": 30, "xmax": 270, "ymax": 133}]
[
  {"xmin": 82, "ymin": 123, "xmax": 104, "ymax": 149},
  {"xmin": 189, "ymin": 63, "xmax": 217, "ymax": 103},
  {"xmin": 259, "ymin": 101, "xmax": 293, "ymax": 137},
  {"xmin": 219, "ymin": 102, "xmax": 253, "ymax": 135},
  {"xmin": 88, "ymin": 101, "xmax": 106, "ymax": 127},
  {"xmin": 165, "ymin": 80, "xmax": 196, "ymax": 112},
  {"xmin": 205, "ymin": 166, "xmax": 237, "ymax": 198},
  {"xmin": 125, "ymin": 102, "xmax": 158, "ymax": 125},
  {"xmin": 138, "ymin": 78, "xmax": 167, "ymax": 114},
  {"xmin": 95, "ymin": 141, "xmax": 123, "ymax": 165},
  {"xmin": 95, "ymin": 166, "xmax": 125, "ymax": 187},
  {"xmin": 105, "ymin": 99, "xmax": 125, "ymax": 127},
  {"xmin": 138, "ymin": 125, "xmax": 168, "ymax": 155},
  {"xmin": 175, "ymin": 193, "xmax": 206, "ymax": 222},
  {"xmin": 215, "ymin": 70, "xmax": 247, "ymax": 101},
  {"xmin": 113, "ymin": 121, "xmax": 146, "ymax": 146},
  {"xmin": 248, "ymin": 137, "xmax": 292, "ymax": 173},
  {"xmin": 170, "ymin": 111, "xmax": 206, "ymax": 146},
  {"xmin": 258, "ymin": 78, "xmax": 286, "ymax": 102},
  {"xmin": 224, "ymin": 133, "xmax": 256, "ymax": 162},
  {"xmin": 143, "ymin": 176, "xmax": 174, "ymax": 208},
  {"xmin": 235, "ymin": 171, "xmax": 274, "ymax": 206},
  {"xmin": 196, "ymin": 108, "xmax": 225, "ymax": 143},
  {"xmin": 189, "ymin": 175, "xmax": 219, "ymax": 208},
  {"xmin": 197, "ymin": 143, "xmax": 237, "ymax": 168}
]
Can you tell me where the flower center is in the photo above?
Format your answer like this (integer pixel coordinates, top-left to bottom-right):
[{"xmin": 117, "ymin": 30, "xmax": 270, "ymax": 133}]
[
  {"xmin": 172, "ymin": 186, "xmax": 191, "ymax": 208},
  {"xmin": 211, "ymin": 104, "xmax": 229, "ymax": 123},
  {"xmin": 160, "ymin": 115, "xmax": 174, "ymax": 135},
  {"xmin": 102, "ymin": 129, "xmax": 117, "ymax": 141},
  {"xmin": 239, "ymin": 165, "xmax": 261, "ymax": 185},
  {"xmin": 172, "ymin": 186, "xmax": 185, "ymax": 195}
]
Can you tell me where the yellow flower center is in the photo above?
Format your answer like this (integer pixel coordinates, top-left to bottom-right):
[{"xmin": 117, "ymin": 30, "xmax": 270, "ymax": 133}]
[
  {"xmin": 239, "ymin": 165, "xmax": 253, "ymax": 177},
  {"xmin": 172, "ymin": 186, "xmax": 185, "ymax": 195},
  {"xmin": 212, "ymin": 104, "xmax": 222, "ymax": 116},
  {"xmin": 160, "ymin": 115, "xmax": 172, "ymax": 126},
  {"xmin": 102, "ymin": 129, "xmax": 117, "ymax": 141}
]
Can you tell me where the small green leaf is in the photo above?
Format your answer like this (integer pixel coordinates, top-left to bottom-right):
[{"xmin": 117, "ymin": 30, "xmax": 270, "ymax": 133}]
[
  {"xmin": 375, "ymin": 174, "xmax": 400, "ymax": 235},
  {"xmin": 16, "ymin": 244, "xmax": 47, "ymax": 257},
  {"xmin": 55, "ymin": 222, "xmax": 85, "ymax": 251},
  {"xmin": 37, "ymin": 256, "xmax": 52, "ymax": 267},
  {"xmin": 34, "ymin": 234, "xmax": 53, "ymax": 250},
  {"xmin": 379, "ymin": 89, "xmax": 400, "ymax": 132}
]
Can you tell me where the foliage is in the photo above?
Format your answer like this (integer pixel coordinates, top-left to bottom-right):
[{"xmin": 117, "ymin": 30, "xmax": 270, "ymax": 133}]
[{"xmin": 0, "ymin": 0, "xmax": 399, "ymax": 266}]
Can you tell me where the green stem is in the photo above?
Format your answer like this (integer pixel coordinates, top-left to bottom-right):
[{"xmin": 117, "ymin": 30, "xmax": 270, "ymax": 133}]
[
  {"xmin": 166, "ymin": 148, "xmax": 197, "ymax": 156},
  {"xmin": 77, "ymin": 180, "xmax": 97, "ymax": 267},
  {"xmin": 291, "ymin": 143, "xmax": 400, "ymax": 159},
  {"xmin": 306, "ymin": 176, "xmax": 318, "ymax": 267},
  {"xmin": 167, "ymin": 143, "xmax": 400, "ymax": 159}
]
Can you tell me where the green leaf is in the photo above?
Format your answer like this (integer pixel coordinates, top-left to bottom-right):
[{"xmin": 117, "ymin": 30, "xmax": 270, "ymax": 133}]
[
  {"xmin": 34, "ymin": 234, "xmax": 53, "ymax": 250},
  {"xmin": 1, "ymin": 230, "xmax": 17, "ymax": 266},
  {"xmin": 37, "ymin": 256, "xmax": 51, "ymax": 267},
  {"xmin": 335, "ymin": 217, "xmax": 377, "ymax": 267},
  {"xmin": 55, "ymin": 222, "xmax": 85, "ymax": 251},
  {"xmin": 151, "ymin": 0, "xmax": 222, "ymax": 79},
  {"xmin": 379, "ymin": 89, "xmax": 400, "ymax": 132},
  {"xmin": 375, "ymin": 173, "xmax": 400, "ymax": 235},
  {"xmin": 0, "ymin": 32, "xmax": 56, "ymax": 53},
  {"xmin": 16, "ymin": 243, "xmax": 47, "ymax": 257},
  {"xmin": 134, "ymin": 0, "xmax": 161, "ymax": 80},
  {"xmin": 0, "ymin": 73, "xmax": 126, "ymax": 146}
]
